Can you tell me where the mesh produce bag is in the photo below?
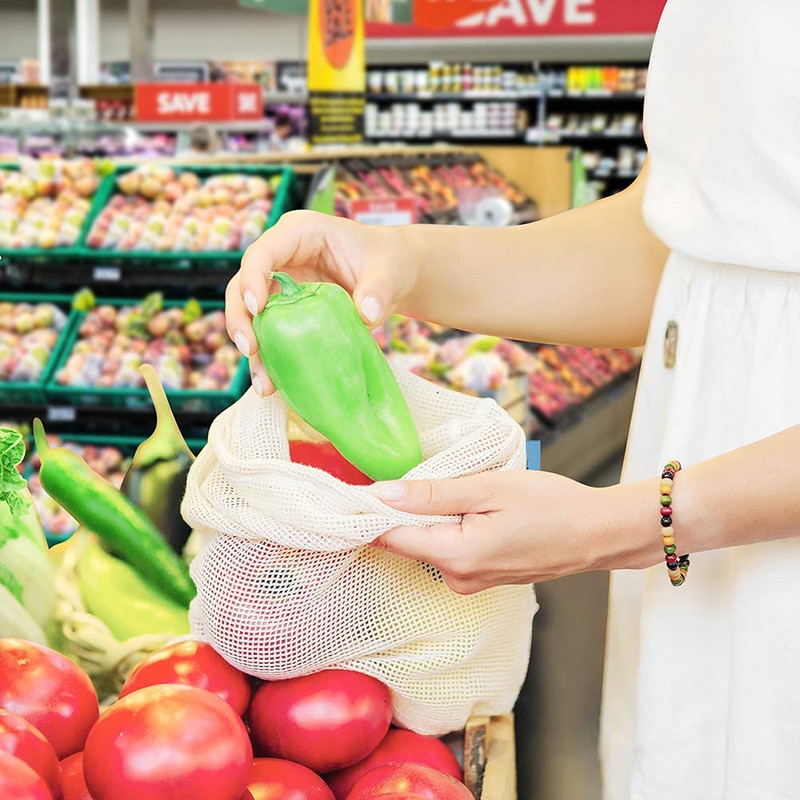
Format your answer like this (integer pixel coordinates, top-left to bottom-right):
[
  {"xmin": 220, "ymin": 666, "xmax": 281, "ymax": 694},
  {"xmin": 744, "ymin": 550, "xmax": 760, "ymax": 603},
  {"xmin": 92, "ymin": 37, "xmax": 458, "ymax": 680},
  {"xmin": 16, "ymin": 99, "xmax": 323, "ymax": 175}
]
[{"xmin": 182, "ymin": 367, "xmax": 537, "ymax": 735}]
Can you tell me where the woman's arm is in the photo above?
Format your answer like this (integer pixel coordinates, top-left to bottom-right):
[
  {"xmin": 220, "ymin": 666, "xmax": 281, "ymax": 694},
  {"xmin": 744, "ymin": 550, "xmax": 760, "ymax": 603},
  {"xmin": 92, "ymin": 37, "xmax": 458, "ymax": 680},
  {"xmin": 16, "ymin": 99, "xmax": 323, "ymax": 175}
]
[
  {"xmin": 599, "ymin": 423, "xmax": 800, "ymax": 571},
  {"xmin": 371, "ymin": 424, "xmax": 800, "ymax": 593},
  {"xmin": 402, "ymin": 160, "xmax": 668, "ymax": 347},
  {"xmin": 228, "ymin": 160, "xmax": 667, "ymax": 392}
]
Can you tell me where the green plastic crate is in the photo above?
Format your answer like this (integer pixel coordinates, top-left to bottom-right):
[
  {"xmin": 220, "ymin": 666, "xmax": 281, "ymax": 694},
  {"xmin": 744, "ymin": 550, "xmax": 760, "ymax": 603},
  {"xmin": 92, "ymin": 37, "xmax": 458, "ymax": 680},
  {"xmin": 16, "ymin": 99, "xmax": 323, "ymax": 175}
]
[
  {"xmin": 0, "ymin": 163, "xmax": 105, "ymax": 263},
  {"xmin": 23, "ymin": 432, "xmax": 206, "ymax": 546},
  {"xmin": 45, "ymin": 296, "xmax": 250, "ymax": 413},
  {"xmin": 76, "ymin": 163, "xmax": 295, "ymax": 269},
  {"xmin": 0, "ymin": 292, "xmax": 78, "ymax": 404}
]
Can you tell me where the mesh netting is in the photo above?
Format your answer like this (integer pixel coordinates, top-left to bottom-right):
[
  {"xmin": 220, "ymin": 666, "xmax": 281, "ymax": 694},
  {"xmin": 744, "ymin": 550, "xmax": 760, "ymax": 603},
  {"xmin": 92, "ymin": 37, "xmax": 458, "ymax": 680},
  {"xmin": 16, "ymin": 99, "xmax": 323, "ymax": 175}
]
[{"xmin": 182, "ymin": 367, "xmax": 537, "ymax": 735}]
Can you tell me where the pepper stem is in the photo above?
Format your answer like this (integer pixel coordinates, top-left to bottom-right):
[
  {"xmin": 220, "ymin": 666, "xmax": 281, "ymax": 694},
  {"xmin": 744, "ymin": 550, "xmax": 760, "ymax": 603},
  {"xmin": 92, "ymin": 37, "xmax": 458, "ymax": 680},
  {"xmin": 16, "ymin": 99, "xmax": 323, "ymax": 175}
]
[
  {"xmin": 32, "ymin": 418, "xmax": 50, "ymax": 460},
  {"xmin": 270, "ymin": 272, "xmax": 302, "ymax": 297},
  {"xmin": 138, "ymin": 364, "xmax": 195, "ymax": 463}
]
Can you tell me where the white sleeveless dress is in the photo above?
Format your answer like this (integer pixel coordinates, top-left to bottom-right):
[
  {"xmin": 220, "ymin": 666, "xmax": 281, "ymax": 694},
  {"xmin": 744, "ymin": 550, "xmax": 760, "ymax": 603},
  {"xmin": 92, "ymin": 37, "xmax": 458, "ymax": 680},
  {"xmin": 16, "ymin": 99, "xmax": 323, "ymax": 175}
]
[{"xmin": 600, "ymin": 2, "xmax": 800, "ymax": 799}]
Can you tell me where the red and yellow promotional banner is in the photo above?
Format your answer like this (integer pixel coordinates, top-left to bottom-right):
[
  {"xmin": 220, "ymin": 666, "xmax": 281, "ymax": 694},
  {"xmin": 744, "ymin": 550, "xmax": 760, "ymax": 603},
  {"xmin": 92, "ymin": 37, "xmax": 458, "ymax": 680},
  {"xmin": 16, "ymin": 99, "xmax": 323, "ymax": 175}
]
[
  {"xmin": 308, "ymin": 0, "xmax": 366, "ymax": 145},
  {"xmin": 134, "ymin": 83, "xmax": 262, "ymax": 122},
  {"xmin": 366, "ymin": 0, "xmax": 667, "ymax": 38}
]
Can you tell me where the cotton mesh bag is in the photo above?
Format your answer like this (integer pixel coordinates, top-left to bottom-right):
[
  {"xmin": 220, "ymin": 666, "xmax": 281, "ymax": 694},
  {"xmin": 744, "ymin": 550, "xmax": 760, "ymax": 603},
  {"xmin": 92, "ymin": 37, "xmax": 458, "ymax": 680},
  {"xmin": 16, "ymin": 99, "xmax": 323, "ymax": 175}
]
[{"xmin": 182, "ymin": 366, "xmax": 537, "ymax": 735}]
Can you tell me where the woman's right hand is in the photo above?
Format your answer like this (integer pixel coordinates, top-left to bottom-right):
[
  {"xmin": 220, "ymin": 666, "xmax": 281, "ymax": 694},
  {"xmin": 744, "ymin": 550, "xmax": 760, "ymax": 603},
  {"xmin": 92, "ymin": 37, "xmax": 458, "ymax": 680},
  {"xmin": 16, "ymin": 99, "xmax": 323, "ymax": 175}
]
[{"xmin": 225, "ymin": 210, "xmax": 419, "ymax": 395}]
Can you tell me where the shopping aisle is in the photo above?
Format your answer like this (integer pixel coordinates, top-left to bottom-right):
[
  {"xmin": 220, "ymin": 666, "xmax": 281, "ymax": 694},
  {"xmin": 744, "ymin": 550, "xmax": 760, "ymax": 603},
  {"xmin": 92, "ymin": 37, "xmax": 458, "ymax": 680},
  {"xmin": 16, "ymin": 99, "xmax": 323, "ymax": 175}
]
[{"xmin": 515, "ymin": 453, "xmax": 624, "ymax": 800}]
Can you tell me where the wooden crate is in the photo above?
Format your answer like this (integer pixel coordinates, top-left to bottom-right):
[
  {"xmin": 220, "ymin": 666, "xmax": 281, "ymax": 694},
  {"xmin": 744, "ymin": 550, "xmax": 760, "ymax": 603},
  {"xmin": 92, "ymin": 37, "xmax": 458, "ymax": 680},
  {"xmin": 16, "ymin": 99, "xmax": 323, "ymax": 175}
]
[{"xmin": 465, "ymin": 714, "xmax": 517, "ymax": 800}]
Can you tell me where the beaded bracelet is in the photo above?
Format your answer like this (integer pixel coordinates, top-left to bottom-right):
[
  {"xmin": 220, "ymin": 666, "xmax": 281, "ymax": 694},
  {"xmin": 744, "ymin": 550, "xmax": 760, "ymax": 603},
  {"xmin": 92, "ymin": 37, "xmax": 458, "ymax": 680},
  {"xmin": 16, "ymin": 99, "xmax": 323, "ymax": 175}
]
[{"xmin": 660, "ymin": 460, "xmax": 690, "ymax": 587}]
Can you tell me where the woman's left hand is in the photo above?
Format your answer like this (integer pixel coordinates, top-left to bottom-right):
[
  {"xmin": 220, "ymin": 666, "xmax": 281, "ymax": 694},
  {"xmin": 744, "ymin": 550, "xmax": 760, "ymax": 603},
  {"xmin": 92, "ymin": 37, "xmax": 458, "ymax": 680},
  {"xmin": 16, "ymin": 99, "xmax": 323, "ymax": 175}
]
[{"xmin": 372, "ymin": 470, "xmax": 629, "ymax": 594}]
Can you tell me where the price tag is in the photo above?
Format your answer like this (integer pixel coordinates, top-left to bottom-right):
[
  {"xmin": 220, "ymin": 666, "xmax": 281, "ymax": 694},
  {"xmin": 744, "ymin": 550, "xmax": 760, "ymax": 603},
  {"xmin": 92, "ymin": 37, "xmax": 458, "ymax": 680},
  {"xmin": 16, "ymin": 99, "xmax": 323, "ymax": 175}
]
[
  {"xmin": 349, "ymin": 197, "xmax": 417, "ymax": 226},
  {"xmin": 47, "ymin": 406, "xmax": 77, "ymax": 422},
  {"xmin": 93, "ymin": 265, "xmax": 121, "ymax": 282}
]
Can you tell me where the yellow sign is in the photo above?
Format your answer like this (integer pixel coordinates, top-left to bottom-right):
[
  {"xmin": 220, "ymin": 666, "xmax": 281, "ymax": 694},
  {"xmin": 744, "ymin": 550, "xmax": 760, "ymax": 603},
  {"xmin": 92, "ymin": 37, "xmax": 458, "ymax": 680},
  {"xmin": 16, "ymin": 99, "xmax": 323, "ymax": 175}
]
[{"xmin": 308, "ymin": 0, "xmax": 365, "ymax": 144}]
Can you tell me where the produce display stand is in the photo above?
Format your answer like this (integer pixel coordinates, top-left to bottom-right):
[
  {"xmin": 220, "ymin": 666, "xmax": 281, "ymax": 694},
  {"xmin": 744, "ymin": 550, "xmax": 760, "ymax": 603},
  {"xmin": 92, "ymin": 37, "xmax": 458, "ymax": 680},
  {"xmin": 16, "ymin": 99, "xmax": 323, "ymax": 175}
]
[
  {"xmin": 77, "ymin": 163, "xmax": 294, "ymax": 269},
  {"xmin": 45, "ymin": 296, "xmax": 249, "ymax": 413},
  {"xmin": 466, "ymin": 714, "xmax": 517, "ymax": 800},
  {"xmin": 0, "ymin": 163, "xmax": 102, "ymax": 265},
  {"xmin": 0, "ymin": 291, "xmax": 75, "ymax": 404}
]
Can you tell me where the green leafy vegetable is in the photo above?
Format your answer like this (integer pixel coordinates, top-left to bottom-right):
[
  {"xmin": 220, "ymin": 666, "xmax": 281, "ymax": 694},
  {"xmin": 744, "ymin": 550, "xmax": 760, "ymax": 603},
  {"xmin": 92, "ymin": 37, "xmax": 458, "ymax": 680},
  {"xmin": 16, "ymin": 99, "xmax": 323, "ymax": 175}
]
[{"xmin": 0, "ymin": 428, "xmax": 28, "ymax": 514}]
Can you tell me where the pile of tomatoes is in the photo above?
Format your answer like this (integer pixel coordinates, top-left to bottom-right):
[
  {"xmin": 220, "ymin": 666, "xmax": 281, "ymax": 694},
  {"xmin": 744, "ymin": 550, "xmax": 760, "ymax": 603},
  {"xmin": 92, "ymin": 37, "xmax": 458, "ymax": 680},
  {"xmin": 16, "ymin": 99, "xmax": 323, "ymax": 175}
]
[{"xmin": 0, "ymin": 637, "xmax": 474, "ymax": 800}]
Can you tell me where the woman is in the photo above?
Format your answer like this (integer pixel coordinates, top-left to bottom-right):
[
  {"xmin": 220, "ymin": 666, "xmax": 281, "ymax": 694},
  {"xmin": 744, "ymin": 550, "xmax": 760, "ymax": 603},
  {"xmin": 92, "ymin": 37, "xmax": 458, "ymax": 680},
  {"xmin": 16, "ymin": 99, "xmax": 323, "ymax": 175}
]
[{"xmin": 225, "ymin": 2, "xmax": 800, "ymax": 797}]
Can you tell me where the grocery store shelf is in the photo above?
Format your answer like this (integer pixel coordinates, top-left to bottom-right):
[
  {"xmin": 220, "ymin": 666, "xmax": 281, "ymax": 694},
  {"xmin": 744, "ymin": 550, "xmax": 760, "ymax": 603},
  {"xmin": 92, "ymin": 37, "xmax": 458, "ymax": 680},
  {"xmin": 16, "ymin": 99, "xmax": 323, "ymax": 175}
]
[
  {"xmin": 554, "ymin": 129, "xmax": 643, "ymax": 140},
  {"xmin": 367, "ymin": 91, "xmax": 541, "ymax": 102},
  {"xmin": 525, "ymin": 128, "xmax": 643, "ymax": 145},
  {"xmin": 585, "ymin": 168, "xmax": 640, "ymax": 181},
  {"xmin": 113, "ymin": 120, "xmax": 271, "ymax": 132},
  {"xmin": 366, "ymin": 130, "xmax": 524, "ymax": 142},
  {"xmin": 367, "ymin": 89, "xmax": 644, "ymax": 103},
  {"xmin": 0, "ymin": 257, "xmax": 236, "ymax": 295},
  {"xmin": 366, "ymin": 34, "xmax": 655, "ymax": 65},
  {"xmin": 547, "ymin": 89, "xmax": 645, "ymax": 99},
  {"xmin": 262, "ymin": 92, "xmax": 308, "ymax": 104}
]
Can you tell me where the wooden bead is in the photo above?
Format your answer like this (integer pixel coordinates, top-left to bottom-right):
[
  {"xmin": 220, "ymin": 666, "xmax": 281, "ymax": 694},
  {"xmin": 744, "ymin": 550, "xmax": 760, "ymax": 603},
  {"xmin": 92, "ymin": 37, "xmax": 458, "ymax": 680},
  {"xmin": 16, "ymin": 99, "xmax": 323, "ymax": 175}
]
[{"xmin": 660, "ymin": 461, "xmax": 688, "ymax": 587}]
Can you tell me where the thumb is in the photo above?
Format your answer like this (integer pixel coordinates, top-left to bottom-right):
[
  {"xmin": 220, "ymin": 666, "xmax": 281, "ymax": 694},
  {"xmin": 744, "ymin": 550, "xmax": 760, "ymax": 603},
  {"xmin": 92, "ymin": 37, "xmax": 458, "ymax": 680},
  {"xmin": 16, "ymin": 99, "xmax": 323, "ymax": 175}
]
[
  {"xmin": 352, "ymin": 266, "xmax": 395, "ymax": 328},
  {"xmin": 351, "ymin": 240, "xmax": 413, "ymax": 328},
  {"xmin": 373, "ymin": 475, "xmax": 493, "ymax": 516},
  {"xmin": 373, "ymin": 521, "xmax": 462, "ymax": 567}
]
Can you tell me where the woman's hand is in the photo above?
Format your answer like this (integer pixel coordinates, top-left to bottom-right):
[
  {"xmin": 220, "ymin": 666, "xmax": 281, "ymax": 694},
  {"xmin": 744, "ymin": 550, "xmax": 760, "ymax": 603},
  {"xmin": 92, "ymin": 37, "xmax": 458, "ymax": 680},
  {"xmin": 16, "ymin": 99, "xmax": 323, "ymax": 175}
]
[
  {"xmin": 225, "ymin": 210, "xmax": 418, "ymax": 394},
  {"xmin": 372, "ymin": 470, "xmax": 661, "ymax": 593}
]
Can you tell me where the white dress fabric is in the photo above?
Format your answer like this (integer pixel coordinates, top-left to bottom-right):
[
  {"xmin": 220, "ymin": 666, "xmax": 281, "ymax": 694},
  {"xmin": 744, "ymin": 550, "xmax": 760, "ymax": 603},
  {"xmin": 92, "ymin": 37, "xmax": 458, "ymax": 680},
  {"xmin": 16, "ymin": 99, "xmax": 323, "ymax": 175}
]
[{"xmin": 600, "ymin": 2, "xmax": 800, "ymax": 799}]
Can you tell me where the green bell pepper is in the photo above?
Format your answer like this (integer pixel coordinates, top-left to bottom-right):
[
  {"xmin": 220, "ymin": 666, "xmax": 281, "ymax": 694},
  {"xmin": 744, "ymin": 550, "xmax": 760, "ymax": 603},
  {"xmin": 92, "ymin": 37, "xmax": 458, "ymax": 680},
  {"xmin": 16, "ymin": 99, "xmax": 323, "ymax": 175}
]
[{"xmin": 253, "ymin": 272, "xmax": 423, "ymax": 481}]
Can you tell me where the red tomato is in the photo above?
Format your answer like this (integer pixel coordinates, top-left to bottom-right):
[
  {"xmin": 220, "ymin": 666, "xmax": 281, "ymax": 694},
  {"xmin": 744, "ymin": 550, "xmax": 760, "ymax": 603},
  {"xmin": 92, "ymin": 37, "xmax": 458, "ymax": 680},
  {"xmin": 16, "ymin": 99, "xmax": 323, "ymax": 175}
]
[
  {"xmin": 119, "ymin": 640, "xmax": 252, "ymax": 716},
  {"xmin": 289, "ymin": 441, "xmax": 372, "ymax": 485},
  {"xmin": 83, "ymin": 684, "xmax": 252, "ymax": 800},
  {"xmin": 326, "ymin": 729, "xmax": 462, "ymax": 800},
  {"xmin": 0, "ymin": 751, "xmax": 52, "ymax": 800},
  {"xmin": 60, "ymin": 753, "xmax": 92, "ymax": 800},
  {"xmin": 248, "ymin": 758, "xmax": 336, "ymax": 800},
  {"xmin": 0, "ymin": 639, "xmax": 99, "ymax": 759},
  {"xmin": 0, "ymin": 708, "xmax": 62, "ymax": 800},
  {"xmin": 344, "ymin": 764, "xmax": 473, "ymax": 800},
  {"xmin": 371, "ymin": 796, "xmax": 429, "ymax": 800},
  {"xmin": 248, "ymin": 670, "xmax": 392, "ymax": 773}
]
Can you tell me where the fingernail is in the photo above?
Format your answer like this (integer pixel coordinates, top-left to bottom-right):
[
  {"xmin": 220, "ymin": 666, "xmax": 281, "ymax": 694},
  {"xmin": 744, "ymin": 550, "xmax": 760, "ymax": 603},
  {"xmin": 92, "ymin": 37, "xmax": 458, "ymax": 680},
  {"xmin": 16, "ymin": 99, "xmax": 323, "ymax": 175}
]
[
  {"xmin": 374, "ymin": 481, "xmax": 406, "ymax": 501},
  {"xmin": 233, "ymin": 331, "xmax": 250, "ymax": 357},
  {"xmin": 360, "ymin": 295, "xmax": 381, "ymax": 324},
  {"xmin": 243, "ymin": 290, "xmax": 259, "ymax": 317},
  {"xmin": 252, "ymin": 374, "xmax": 264, "ymax": 397}
]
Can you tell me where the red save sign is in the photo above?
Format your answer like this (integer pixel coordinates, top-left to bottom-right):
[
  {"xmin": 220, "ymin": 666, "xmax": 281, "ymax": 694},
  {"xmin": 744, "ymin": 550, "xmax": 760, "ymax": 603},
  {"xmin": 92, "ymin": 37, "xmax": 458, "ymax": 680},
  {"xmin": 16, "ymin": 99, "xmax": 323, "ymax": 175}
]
[
  {"xmin": 369, "ymin": 0, "xmax": 666, "ymax": 37},
  {"xmin": 350, "ymin": 197, "xmax": 418, "ymax": 226},
  {"xmin": 135, "ymin": 83, "xmax": 263, "ymax": 122}
]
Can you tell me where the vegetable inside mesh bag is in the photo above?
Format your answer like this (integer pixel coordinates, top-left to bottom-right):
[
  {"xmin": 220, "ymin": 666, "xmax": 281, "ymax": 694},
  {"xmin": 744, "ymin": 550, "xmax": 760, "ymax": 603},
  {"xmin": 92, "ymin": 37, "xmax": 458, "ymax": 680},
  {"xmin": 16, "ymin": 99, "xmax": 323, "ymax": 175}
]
[{"xmin": 182, "ymin": 366, "xmax": 537, "ymax": 735}]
